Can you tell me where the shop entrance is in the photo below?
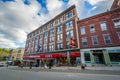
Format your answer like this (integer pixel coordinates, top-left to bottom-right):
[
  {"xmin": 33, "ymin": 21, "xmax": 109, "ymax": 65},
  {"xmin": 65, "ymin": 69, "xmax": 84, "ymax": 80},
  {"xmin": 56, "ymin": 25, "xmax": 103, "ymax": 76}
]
[{"xmin": 93, "ymin": 51, "xmax": 105, "ymax": 64}]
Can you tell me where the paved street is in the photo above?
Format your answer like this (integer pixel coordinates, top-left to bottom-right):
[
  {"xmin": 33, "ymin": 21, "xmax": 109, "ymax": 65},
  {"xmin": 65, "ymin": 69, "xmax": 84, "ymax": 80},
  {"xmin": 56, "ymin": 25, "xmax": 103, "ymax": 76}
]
[{"xmin": 0, "ymin": 67, "xmax": 120, "ymax": 80}]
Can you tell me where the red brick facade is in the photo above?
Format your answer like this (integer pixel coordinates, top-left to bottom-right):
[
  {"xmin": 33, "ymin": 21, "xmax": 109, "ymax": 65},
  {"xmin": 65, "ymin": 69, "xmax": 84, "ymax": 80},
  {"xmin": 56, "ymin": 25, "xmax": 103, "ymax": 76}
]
[
  {"xmin": 111, "ymin": 0, "xmax": 120, "ymax": 10},
  {"xmin": 77, "ymin": 8, "xmax": 120, "ymax": 49},
  {"xmin": 25, "ymin": 5, "xmax": 79, "ymax": 55}
]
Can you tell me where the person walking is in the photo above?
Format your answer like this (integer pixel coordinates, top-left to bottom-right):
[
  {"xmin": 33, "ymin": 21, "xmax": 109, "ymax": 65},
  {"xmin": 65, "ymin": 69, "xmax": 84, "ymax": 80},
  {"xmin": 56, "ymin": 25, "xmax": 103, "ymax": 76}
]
[{"xmin": 29, "ymin": 62, "xmax": 32, "ymax": 69}]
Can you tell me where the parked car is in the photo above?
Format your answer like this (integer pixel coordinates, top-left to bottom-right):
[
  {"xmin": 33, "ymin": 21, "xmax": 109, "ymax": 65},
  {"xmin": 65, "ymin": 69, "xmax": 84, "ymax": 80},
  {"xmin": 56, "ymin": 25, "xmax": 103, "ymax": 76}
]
[{"xmin": 0, "ymin": 61, "xmax": 7, "ymax": 67}]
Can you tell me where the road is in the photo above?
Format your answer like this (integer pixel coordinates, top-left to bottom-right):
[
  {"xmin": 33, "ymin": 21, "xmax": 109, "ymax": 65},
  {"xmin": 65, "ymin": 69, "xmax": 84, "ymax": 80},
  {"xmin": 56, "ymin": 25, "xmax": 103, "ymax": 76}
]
[{"xmin": 0, "ymin": 67, "xmax": 120, "ymax": 80}]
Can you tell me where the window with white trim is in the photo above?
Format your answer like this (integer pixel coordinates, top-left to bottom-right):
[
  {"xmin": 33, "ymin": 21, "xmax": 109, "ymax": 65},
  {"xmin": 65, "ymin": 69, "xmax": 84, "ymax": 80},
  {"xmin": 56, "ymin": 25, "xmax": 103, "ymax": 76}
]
[
  {"xmin": 91, "ymin": 36, "xmax": 99, "ymax": 46},
  {"xmin": 66, "ymin": 30, "xmax": 74, "ymax": 39},
  {"xmin": 50, "ymin": 36, "xmax": 54, "ymax": 42},
  {"xmin": 66, "ymin": 41, "xmax": 71, "ymax": 49},
  {"xmin": 90, "ymin": 25, "xmax": 95, "ymax": 33},
  {"xmin": 39, "ymin": 35, "xmax": 43, "ymax": 44},
  {"xmin": 35, "ymin": 36, "xmax": 38, "ymax": 45},
  {"xmin": 44, "ymin": 32, "xmax": 48, "ymax": 37},
  {"xmin": 49, "ymin": 44, "xmax": 54, "ymax": 51},
  {"xmin": 57, "ymin": 43, "xmax": 63, "ymax": 50},
  {"xmin": 57, "ymin": 25, "xmax": 62, "ymax": 32},
  {"xmin": 100, "ymin": 22, "xmax": 107, "ymax": 31},
  {"xmin": 65, "ymin": 11, "xmax": 72, "ymax": 20},
  {"xmin": 103, "ymin": 34, "xmax": 112, "ymax": 45},
  {"xmin": 113, "ymin": 18, "xmax": 120, "ymax": 28},
  {"xmin": 117, "ymin": 32, "xmax": 120, "ymax": 39},
  {"xmin": 44, "ymin": 38, "xmax": 47, "ymax": 44},
  {"xmin": 57, "ymin": 34, "xmax": 63, "ymax": 40},
  {"xmin": 82, "ymin": 37, "xmax": 88, "ymax": 47},
  {"xmin": 57, "ymin": 17, "xmax": 62, "ymax": 24},
  {"xmin": 66, "ymin": 20, "xmax": 73, "ymax": 29},
  {"xmin": 43, "ymin": 45, "xmax": 47, "ymax": 52},
  {"xmin": 80, "ymin": 27, "xmax": 86, "ymax": 35},
  {"xmin": 50, "ymin": 29, "xmax": 54, "ymax": 35}
]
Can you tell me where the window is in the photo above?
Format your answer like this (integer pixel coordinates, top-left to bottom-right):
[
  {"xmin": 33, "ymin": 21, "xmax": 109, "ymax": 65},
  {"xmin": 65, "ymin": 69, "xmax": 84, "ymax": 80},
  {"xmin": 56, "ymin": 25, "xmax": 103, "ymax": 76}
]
[
  {"xmin": 117, "ymin": 32, "xmax": 120, "ymax": 39},
  {"xmin": 44, "ymin": 38, "xmax": 47, "ymax": 44},
  {"xmin": 84, "ymin": 53, "xmax": 90, "ymax": 61},
  {"xmin": 90, "ymin": 25, "xmax": 95, "ymax": 33},
  {"xmin": 18, "ymin": 50, "xmax": 21, "ymax": 54},
  {"xmin": 80, "ymin": 27, "xmax": 86, "ymax": 35},
  {"xmin": 57, "ymin": 17, "xmax": 62, "ymax": 24},
  {"xmin": 43, "ymin": 46, "xmax": 47, "ymax": 52},
  {"xmin": 39, "ymin": 34, "xmax": 43, "ymax": 39},
  {"xmin": 113, "ymin": 18, "xmax": 120, "ymax": 28},
  {"xmin": 109, "ymin": 53, "xmax": 120, "ymax": 62},
  {"xmin": 66, "ymin": 41, "xmax": 71, "ymax": 49},
  {"xmin": 57, "ymin": 34, "xmax": 63, "ymax": 40},
  {"xmin": 91, "ymin": 36, "xmax": 99, "ymax": 45},
  {"xmin": 35, "ymin": 36, "xmax": 38, "ymax": 45},
  {"xmin": 39, "ymin": 28, "xmax": 43, "ymax": 33},
  {"xmin": 50, "ymin": 23, "xmax": 54, "ymax": 28},
  {"xmin": 66, "ymin": 30, "xmax": 74, "ymax": 39},
  {"xmin": 50, "ymin": 36, "xmax": 54, "ymax": 42},
  {"xmin": 82, "ymin": 37, "xmax": 88, "ymax": 47},
  {"xmin": 44, "ymin": 26, "xmax": 48, "ymax": 31},
  {"xmin": 50, "ymin": 29, "xmax": 54, "ymax": 35},
  {"xmin": 39, "ymin": 38, "xmax": 42, "ymax": 44},
  {"xmin": 49, "ymin": 45, "xmax": 54, "ymax": 51},
  {"xmin": 32, "ymin": 39, "xmax": 34, "ymax": 47},
  {"xmin": 57, "ymin": 25, "xmax": 62, "ymax": 32},
  {"xmin": 44, "ymin": 32, "xmax": 48, "ymax": 37},
  {"xmin": 65, "ymin": 11, "xmax": 72, "ymax": 20},
  {"xmin": 100, "ymin": 22, "xmax": 107, "ymax": 31},
  {"xmin": 66, "ymin": 20, "xmax": 73, "ymax": 29},
  {"xmin": 57, "ymin": 43, "xmax": 63, "ymax": 50},
  {"xmin": 103, "ymin": 34, "xmax": 112, "ymax": 45}
]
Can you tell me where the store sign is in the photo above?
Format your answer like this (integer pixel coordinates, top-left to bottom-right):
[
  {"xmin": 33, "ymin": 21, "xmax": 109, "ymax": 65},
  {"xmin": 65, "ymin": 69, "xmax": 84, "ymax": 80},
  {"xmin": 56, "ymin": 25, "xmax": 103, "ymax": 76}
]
[
  {"xmin": 108, "ymin": 50, "xmax": 120, "ymax": 53},
  {"xmin": 24, "ymin": 52, "xmax": 80, "ymax": 59}
]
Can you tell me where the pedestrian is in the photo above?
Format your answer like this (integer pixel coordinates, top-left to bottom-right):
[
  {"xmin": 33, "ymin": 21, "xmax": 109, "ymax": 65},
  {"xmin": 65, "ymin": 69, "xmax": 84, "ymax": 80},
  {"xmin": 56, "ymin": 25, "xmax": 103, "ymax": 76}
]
[
  {"xmin": 48, "ymin": 62, "xmax": 52, "ymax": 69},
  {"xmin": 44, "ymin": 62, "xmax": 48, "ymax": 69},
  {"xmin": 29, "ymin": 62, "xmax": 32, "ymax": 69}
]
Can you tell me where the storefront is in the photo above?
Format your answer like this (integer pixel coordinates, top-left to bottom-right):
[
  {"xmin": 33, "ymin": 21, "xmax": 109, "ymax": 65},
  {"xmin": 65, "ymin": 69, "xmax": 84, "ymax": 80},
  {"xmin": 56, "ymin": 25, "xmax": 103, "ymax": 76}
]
[
  {"xmin": 80, "ymin": 47, "xmax": 120, "ymax": 66},
  {"xmin": 24, "ymin": 52, "xmax": 80, "ymax": 66},
  {"xmin": 108, "ymin": 49, "xmax": 120, "ymax": 65}
]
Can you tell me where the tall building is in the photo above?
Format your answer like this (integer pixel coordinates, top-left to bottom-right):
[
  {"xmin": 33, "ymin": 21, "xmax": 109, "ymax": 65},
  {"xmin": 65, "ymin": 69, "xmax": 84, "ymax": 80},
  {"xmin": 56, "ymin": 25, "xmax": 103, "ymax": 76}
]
[
  {"xmin": 24, "ymin": 5, "xmax": 80, "ymax": 66},
  {"xmin": 77, "ymin": 0, "xmax": 120, "ymax": 66},
  {"xmin": 24, "ymin": 0, "xmax": 120, "ymax": 66}
]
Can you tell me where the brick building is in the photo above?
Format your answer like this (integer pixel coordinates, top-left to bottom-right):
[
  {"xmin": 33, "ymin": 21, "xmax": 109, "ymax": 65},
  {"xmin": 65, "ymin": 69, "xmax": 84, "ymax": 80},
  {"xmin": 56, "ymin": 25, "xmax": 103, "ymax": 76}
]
[
  {"xmin": 24, "ymin": 0, "xmax": 120, "ymax": 66},
  {"xmin": 24, "ymin": 5, "xmax": 80, "ymax": 66},
  {"xmin": 77, "ymin": 0, "xmax": 120, "ymax": 66}
]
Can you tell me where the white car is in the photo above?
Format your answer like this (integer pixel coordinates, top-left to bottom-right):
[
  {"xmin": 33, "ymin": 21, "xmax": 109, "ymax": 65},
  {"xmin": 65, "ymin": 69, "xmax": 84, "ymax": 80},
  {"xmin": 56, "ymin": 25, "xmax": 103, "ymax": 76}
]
[{"xmin": 0, "ymin": 61, "xmax": 7, "ymax": 67}]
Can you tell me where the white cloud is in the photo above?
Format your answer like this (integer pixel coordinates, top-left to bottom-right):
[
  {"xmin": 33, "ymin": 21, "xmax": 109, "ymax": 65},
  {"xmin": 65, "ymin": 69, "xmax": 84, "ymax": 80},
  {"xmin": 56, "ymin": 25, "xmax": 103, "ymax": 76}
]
[
  {"xmin": 0, "ymin": 37, "xmax": 19, "ymax": 48},
  {"xmin": 0, "ymin": 0, "xmax": 114, "ymax": 48}
]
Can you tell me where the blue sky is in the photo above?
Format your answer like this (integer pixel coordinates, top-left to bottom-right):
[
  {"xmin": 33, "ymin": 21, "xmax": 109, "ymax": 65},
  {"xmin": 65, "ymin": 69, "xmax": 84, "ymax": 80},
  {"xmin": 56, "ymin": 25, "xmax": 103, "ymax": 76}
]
[{"xmin": 0, "ymin": 0, "xmax": 114, "ymax": 48}]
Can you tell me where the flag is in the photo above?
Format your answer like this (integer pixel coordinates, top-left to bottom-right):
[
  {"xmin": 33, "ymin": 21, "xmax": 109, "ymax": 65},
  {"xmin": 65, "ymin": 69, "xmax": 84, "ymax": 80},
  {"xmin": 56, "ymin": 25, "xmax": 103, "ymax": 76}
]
[{"xmin": 37, "ymin": 44, "xmax": 41, "ymax": 52}]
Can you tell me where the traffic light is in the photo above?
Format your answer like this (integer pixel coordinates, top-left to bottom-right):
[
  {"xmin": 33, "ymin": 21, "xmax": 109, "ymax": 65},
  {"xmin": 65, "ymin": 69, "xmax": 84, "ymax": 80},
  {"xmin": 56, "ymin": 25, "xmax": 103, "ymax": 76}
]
[{"xmin": 69, "ymin": 38, "xmax": 76, "ymax": 47}]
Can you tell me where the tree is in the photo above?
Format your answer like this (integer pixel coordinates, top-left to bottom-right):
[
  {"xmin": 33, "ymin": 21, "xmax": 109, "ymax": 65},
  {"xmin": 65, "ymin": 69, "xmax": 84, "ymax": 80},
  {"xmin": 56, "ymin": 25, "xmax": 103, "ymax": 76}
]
[{"xmin": 0, "ymin": 48, "xmax": 10, "ymax": 61}]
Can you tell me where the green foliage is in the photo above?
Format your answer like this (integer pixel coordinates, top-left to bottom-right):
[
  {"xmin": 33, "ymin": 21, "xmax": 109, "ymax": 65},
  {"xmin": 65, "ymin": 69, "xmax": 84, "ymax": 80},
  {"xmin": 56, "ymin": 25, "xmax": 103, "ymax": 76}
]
[{"xmin": 0, "ymin": 48, "xmax": 10, "ymax": 61}]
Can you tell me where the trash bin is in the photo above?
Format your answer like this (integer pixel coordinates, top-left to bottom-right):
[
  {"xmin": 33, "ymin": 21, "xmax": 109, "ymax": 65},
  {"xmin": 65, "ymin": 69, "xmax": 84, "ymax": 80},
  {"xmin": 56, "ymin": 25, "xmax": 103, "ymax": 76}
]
[{"xmin": 81, "ymin": 64, "xmax": 86, "ymax": 69}]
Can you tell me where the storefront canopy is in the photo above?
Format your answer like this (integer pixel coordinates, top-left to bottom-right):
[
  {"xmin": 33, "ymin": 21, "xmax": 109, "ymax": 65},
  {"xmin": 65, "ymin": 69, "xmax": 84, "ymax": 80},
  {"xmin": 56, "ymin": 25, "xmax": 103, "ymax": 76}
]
[{"xmin": 24, "ymin": 52, "xmax": 80, "ymax": 59}]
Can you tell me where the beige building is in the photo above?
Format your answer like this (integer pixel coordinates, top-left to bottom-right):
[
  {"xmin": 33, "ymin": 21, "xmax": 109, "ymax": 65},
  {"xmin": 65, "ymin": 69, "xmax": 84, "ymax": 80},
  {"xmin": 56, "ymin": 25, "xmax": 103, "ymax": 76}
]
[{"xmin": 11, "ymin": 48, "xmax": 25, "ymax": 61}]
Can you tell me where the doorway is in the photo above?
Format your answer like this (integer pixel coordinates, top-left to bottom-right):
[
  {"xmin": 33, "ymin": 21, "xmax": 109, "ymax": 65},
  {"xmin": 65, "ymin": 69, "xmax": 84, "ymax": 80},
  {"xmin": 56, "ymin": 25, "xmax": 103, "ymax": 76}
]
[{"xmin": 93, "ymin": 53, "xmax": 105, "ymax": 64}]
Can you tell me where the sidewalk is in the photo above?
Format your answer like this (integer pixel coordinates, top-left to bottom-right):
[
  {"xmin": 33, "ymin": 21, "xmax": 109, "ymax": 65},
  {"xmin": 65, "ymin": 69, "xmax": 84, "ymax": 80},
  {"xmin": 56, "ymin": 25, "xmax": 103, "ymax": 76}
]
[{"xmin": 8, "ymin": 65, "xmax": 120, "ymax": 71}]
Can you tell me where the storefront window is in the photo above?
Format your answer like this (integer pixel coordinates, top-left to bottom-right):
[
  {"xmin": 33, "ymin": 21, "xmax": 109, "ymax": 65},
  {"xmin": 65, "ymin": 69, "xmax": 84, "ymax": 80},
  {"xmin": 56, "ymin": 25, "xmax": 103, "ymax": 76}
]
[
  {"xmin": 84, "ymin": 53, "xmax": 90, "ymax": 61},
  {"xmin": 109, "ymin": 53, "xmax": 120, "ymax": 62}
]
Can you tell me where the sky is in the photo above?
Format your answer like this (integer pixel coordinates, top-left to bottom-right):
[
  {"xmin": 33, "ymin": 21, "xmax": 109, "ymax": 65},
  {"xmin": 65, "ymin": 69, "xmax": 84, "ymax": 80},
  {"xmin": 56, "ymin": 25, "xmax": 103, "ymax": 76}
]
[{"xmin": 0, "ymin": 0, "xmax": 114, "ymax": 48}]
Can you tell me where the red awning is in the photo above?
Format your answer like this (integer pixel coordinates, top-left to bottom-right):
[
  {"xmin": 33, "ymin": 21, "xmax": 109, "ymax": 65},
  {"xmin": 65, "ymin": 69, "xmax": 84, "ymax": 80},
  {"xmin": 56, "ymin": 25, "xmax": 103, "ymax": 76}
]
[
  {"xmin": 70, "ymin": 52, "xmax": 80, "ymax": 57},
  {"xmin": 24, "ymin": 52, "xmax": 80, "ymax": 59}
]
